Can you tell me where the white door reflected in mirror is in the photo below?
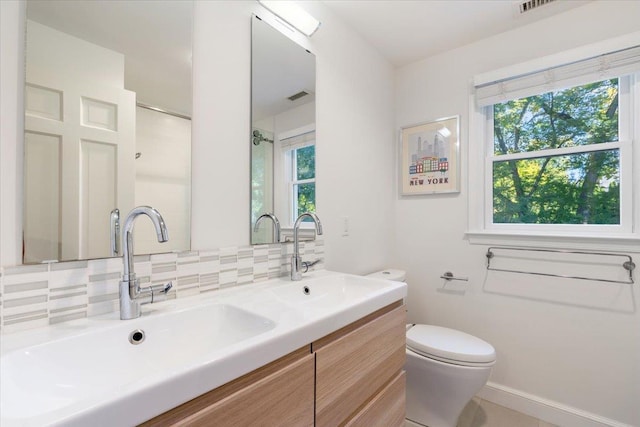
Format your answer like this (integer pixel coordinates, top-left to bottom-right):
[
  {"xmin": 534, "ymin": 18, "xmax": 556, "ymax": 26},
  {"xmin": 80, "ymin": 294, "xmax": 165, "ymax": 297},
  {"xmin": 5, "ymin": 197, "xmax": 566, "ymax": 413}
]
[{"xmin": 22, "ymin": 1, "xmax": 192, "ymax": 264}]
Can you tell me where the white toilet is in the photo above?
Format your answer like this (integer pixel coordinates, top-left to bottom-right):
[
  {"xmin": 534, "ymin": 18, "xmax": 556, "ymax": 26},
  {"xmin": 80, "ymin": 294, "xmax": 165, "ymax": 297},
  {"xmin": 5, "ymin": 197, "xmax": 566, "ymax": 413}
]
[{"xmin": 367, "ymin": 270, "xmax": 496, "ymax": 427}]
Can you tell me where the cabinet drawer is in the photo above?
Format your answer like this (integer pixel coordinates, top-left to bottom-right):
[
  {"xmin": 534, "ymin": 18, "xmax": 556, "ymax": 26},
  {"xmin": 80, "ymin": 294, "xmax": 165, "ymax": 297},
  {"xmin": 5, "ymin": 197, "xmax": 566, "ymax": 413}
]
[
  {"xmin": 142, "ymin": 348, "xmax": 314, "ymax": 427},
  {"xmin": 346, "ymin": 371, "xmax": 406, "ymax": 427},
  {"xmin": 315, "ymin": 303, "xmax": 406, "ymax": 427}
]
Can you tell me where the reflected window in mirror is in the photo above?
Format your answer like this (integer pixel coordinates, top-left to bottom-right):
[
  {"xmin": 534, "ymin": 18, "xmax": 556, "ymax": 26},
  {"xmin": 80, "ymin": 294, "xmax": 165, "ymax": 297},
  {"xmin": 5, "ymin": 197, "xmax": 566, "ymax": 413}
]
[
  {"xmin": 251, "ymin": 15, "xmax": 316, "ymax": 244},
  {"xmin": 282, "ymin": 132, "xmax": 316, "ymax": 224}
]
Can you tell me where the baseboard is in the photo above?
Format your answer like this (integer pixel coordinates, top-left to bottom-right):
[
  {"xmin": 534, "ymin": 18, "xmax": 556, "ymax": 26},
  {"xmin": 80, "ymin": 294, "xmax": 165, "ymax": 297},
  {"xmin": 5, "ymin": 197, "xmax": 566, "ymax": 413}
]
[{"xmin": 478, "ymin": 382, "xmax": 633, "ymax": 427}]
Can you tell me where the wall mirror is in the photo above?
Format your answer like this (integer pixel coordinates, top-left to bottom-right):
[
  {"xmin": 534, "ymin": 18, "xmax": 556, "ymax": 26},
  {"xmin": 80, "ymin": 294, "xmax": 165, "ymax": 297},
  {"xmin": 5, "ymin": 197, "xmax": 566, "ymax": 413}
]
[
  {"xmin": 23, "ymin": 0, "xmax": 192, "ymax": 264},
  {"xmin": 251, "ymin": 15, "xmax": 316, "ymax": 245}
]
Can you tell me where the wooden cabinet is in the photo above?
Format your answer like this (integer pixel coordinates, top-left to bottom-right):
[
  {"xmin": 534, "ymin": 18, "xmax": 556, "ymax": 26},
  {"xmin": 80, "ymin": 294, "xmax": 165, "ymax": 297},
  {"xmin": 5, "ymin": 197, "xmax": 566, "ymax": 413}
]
[
  {"xmin": 141, "ymin": 347, "xmax": 315, "ymax": 427},
  {"xmin": 142, "ymin": 301, "xmax": 406, "ymax": 426},
  {"xmin": 345, "ymin": 371, "xmax": 406, "ymax": 427},
  {"xmin": 314, "ymin": 301, "xmax": 406, "ymax": 427}
]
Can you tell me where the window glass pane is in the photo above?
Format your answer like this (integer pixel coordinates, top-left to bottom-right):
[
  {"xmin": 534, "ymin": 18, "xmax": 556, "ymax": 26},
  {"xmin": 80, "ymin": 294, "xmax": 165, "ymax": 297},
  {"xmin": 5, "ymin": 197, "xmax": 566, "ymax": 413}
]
[
  {"xmin": 294, "ymin": 182, "xmax": 316, "ymax": 220},
  {"xmin": 493, "ymin": 79, "xmax": 619, "ymax": 155},
  {"xmin": 296, "ymin": 145, "xmax": 315, "ymax": 180},
  {"xmin": 493, "ymin": 150, "xmax": 620, "ymax": 224}
]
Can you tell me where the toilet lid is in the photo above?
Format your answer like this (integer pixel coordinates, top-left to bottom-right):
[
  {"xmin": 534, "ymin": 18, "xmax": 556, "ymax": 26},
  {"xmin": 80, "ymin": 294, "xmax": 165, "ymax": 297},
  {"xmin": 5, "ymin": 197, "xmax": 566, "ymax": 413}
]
[{"xmin": 407, "ymin": 325, "xmax": 496, "ymax": 365}]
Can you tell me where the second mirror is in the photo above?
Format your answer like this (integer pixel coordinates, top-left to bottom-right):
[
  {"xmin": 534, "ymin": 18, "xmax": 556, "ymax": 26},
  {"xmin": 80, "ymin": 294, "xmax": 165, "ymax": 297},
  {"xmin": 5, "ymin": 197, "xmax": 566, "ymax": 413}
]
[{"xmin": 251, "ymin": 15, "xmax": 316, "ymax": 245}]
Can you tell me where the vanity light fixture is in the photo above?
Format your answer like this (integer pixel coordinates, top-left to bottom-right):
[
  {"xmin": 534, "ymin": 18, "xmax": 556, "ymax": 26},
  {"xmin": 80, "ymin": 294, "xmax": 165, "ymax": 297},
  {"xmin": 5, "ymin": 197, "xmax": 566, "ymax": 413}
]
[{"xmin": 258, "ymin": 0, "xmax": 321, "ymax": 36}]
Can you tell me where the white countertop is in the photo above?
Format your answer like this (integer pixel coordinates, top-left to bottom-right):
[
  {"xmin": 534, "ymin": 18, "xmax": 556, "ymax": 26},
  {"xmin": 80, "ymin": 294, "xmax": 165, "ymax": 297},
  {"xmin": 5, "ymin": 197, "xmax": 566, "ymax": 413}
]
[{"xmin": 0, "ymin": 270, "xmax": 406, "ymax": 426}]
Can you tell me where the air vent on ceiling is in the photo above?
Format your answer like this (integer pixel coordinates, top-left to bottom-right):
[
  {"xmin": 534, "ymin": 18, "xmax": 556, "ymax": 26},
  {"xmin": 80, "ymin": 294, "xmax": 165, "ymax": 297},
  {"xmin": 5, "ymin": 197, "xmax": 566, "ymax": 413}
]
[
  {"xmin": 518, "ymin": 0, "xmax": 556, "ymax": 13},
  {"xmin": 288, "ymin": 91, "xmax": 309, "ymax": 101}
]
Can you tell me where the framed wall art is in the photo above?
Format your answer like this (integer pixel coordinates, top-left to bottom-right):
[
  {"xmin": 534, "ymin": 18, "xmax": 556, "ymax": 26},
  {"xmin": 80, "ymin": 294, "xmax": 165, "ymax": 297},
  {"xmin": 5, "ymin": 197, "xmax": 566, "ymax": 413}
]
[{"xmin": 400, "ymin": 115, "xmax": 460, "ymax": 195}]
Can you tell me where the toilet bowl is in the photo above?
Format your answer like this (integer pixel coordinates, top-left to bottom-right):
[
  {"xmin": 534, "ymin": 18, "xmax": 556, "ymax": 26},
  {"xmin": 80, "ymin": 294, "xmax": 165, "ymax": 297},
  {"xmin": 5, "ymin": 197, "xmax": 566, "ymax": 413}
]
[{"xmin": 367, "ymin": 270, "xmax": 496, "ymax": 427}]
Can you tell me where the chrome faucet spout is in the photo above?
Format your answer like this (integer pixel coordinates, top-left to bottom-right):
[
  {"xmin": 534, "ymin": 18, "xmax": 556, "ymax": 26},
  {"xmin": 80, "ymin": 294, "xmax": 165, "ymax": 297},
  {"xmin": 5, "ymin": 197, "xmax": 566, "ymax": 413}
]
[
  {"xmin": 122, "ymin": 206, "xmax": 169, "ymax": 281},
  {"xmin": 254, "ymin": 213, "xmax": 281, "ymax": 242},
  {"xmin": 120, "ymin": 206, "xmax": 171, "ymax": 320},
  {"xmin": 291, "ymin": 212, "xmax": 323, "ymax": 281}
]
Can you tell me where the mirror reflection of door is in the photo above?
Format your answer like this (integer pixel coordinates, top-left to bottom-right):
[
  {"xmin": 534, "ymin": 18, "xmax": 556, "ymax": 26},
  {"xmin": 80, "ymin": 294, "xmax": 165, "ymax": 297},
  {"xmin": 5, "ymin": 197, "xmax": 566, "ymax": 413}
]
[
  {"xmin": 24, "ymin": 20, "xmax": 136, "ymax": 262},
  {"xmin": 22, "ymin": 1, "xmax": 192, "ymax": 264},
  {"xmin": 251, "ymin": 16, "xmax": 316, "ymax": 245}
]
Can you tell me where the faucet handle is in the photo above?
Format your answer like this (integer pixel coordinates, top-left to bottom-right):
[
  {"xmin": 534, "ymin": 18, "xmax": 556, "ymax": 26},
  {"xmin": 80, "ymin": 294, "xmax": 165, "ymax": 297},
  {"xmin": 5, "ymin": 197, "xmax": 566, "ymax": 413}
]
[
  {"xmin": 301, "ymin": 259, "xmax": 321, "ymax": 273},
  {"xmin": 148, "ymin": 281, "xmax": 173, "ymax": 303},
  {"xmin": 161, "ymin": 282, "xmax": 173, "ymax": 293}
]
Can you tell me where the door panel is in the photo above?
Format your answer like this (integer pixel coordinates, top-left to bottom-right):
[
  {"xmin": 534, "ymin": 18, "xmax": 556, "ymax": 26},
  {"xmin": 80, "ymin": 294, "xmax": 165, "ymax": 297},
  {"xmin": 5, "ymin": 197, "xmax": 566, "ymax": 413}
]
[{"xmin": 24, "ymin": 77, "xmax": 135, "ymax": 261}]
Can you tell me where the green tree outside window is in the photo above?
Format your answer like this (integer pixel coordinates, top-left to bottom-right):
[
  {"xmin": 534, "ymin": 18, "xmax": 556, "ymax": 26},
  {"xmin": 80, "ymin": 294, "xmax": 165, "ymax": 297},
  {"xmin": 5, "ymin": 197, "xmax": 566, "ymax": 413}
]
[{"xmin": 492, "ymin": 79, "xmax": 620, "ymax": 224}]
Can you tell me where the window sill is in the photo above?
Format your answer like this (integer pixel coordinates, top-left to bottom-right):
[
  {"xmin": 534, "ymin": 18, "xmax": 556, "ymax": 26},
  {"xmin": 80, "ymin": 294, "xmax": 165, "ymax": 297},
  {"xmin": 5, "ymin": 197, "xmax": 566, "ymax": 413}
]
[{"xmin": 466, "ymin": 230, "xmax": 640, "ymax": 252}]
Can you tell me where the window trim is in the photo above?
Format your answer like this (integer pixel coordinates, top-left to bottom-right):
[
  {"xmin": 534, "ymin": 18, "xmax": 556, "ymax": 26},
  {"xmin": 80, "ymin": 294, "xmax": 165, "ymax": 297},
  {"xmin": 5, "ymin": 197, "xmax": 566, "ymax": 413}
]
[
  {"xmin": 273, "ymin": 126, "xmax": 316, "ymax": 228},
  {"xmin": 276, "ymin": 137, "xmax": 317, "ymax": 229},
  {"xmin": 468, "ymin": 67, "xmax": 640, "ymax": 250},
  {"xmin": 283, "ymin": 142, "xmax": 316, "ymax": 227}
]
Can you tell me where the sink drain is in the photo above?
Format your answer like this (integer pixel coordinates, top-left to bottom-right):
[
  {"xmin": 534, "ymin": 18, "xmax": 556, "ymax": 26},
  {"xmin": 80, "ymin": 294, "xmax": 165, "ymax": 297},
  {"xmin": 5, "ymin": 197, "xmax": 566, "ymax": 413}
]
[
  {"xmin": 128, "ymin": 329, "xmax": 145, "ymax": 345},
  {"xmin": 303, "ymin": 286, "xmax": 311, "ymax": 295}
]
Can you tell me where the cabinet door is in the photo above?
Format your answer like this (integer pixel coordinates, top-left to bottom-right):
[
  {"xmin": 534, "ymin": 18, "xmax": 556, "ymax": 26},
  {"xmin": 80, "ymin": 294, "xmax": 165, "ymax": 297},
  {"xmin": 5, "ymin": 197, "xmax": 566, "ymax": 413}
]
[
  {"xmin": 315, "ymin": 304, "xmax": 406, "ymax": 427},
  {"xmin": 346, "ymin": 371, "xmax": 406, "ymax": 427},
  {"xmin": 142, "ymin": 349, "xmax": 314, "ymax": 427}
]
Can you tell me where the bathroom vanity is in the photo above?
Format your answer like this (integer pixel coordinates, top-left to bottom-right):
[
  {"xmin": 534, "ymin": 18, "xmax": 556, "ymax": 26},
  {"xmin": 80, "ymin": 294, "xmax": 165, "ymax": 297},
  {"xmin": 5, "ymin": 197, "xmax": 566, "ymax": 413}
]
[
  {"xmin": 0, "ymin": 271, "xmax": 407, "ymax": 426},
  {"xmin": 142, "ymin": 302, "xmax": 406, "ymax": 426}
]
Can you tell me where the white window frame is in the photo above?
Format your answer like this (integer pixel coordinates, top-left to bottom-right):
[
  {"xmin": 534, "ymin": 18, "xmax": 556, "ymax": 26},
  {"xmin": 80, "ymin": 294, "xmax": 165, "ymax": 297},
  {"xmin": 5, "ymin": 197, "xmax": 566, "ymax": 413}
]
[
  {"xmin": 468, "ymin": 37, "xmax": 640, "ymax": 250},
  {"xmin": 274, "ymin": 125, "xmax": 316, "ymax": 227},
  {"xmin": 285, "ymin": 143, "xmax": 316, "ymax": 225}
]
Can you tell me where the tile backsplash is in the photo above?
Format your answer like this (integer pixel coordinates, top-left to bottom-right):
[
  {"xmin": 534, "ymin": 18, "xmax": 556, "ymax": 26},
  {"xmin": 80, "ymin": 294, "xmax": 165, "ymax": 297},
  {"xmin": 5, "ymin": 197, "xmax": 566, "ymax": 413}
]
[{"xmin": 0, "ymin": 240, "xmax": 324, "ymax": 334}]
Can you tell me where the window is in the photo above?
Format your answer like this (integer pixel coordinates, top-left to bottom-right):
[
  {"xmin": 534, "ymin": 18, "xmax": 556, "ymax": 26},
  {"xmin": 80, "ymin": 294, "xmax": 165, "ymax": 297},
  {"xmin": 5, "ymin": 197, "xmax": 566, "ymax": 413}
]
[
  {"xmin": 277, "ymin": 129, "xmax": 316, "ymax": 225},
  {"xmin": 469, "ymin": 42, "xmax": 640, "ymax": 244},
  {"xmin": 490, "ymin": 78, "xmax": 625, "ymax": 226},
  {"xmin": 287, "ymin": 144, "xmax": 316, "ymax": 223}
]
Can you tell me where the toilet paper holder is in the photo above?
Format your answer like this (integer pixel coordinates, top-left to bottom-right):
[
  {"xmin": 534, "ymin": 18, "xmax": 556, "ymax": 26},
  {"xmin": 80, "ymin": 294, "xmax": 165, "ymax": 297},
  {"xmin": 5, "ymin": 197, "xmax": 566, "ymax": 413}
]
[{"xmin": 440, "ymin": 271, "xmax": 468, "ymax": 282}]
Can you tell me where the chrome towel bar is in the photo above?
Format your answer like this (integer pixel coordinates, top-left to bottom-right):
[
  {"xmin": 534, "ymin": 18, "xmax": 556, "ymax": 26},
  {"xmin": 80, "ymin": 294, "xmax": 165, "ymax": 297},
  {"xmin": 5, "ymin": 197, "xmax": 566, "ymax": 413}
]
[{"xmin": 486, "ymin": 246, "xmax": 635, "ymax": 285}]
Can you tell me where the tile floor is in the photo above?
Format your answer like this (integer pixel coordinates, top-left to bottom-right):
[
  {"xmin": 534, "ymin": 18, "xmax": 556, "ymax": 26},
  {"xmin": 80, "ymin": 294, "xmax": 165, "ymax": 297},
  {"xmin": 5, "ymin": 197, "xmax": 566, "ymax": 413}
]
[
  {"xmin": 456, "ymin": 398, "xmax": 557, "ymax": 427},
  {"xmin": 405, "ymin": 398, "xmax": 558, "ymax": 427}
]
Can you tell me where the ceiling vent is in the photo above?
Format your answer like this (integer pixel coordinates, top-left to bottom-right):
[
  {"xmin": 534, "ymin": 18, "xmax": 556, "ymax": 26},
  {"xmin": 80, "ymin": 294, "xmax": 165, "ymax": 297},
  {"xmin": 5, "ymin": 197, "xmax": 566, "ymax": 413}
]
[
  {"xmin": 518, "ymin": 0, "xmax": 556, "ymax": 13},
  {"xmin": 287, "ymin": 90, "xmax": 309, "ymax": 101}
]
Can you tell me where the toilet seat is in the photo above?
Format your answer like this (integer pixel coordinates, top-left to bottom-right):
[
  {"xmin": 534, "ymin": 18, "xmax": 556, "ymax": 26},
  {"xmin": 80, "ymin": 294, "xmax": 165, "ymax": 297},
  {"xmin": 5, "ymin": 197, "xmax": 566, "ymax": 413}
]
[{"xmin": 407, "ymin": 325, "xmax": 496, "ymax": 367}]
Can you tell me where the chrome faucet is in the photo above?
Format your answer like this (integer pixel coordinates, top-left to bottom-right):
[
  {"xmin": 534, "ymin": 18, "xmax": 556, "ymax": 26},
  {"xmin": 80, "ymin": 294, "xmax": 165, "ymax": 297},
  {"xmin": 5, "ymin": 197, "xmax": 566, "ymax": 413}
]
[
  {"xmin": 119, "ymin": 206, "xmax": 173, "ymax": 320},
  {"xmin": 291, "ymin": 212, "xmax": 323, "ymax": 281},
  {"xmin": 254, "ymin": 213, "xmax": 281, "ymax": 242},
  {"xmin": 110, "ymin": 208, "xmax": 121, "ymax": 256}
]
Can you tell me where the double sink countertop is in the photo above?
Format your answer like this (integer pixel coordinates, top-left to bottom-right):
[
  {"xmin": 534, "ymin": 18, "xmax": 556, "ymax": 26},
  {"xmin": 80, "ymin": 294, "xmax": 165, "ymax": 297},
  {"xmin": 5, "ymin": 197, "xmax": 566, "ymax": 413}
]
[{"xmin": 1, "ymin": 270, "xmax": 407, "ymax": 426}]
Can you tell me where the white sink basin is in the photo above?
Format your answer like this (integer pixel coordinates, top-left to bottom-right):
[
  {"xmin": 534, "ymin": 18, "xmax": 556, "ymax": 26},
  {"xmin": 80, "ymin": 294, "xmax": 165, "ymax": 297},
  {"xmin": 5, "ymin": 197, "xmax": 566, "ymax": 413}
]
[
  {"xmin": 0, "ymin": 270, "xmax": 406, "ymax": 426},
  {"xmin": 271, "ymin": 274, "xmax": 398, "ymax": 309},
  {"xmin": 1, "ymin": 304, "xmax": 275, "ymax": 422}
]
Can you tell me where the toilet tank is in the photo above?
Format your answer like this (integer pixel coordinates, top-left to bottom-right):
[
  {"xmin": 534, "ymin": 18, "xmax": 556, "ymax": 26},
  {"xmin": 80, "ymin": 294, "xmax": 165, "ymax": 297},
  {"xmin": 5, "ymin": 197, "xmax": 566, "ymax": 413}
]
[{"xmin": 366, "ymin": 269, "xmax": 406, "ymax": 282}]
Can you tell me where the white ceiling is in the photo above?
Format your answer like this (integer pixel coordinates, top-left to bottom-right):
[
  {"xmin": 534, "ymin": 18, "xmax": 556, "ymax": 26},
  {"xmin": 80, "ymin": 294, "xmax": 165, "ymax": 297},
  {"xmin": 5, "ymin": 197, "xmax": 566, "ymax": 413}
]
[
  {"xmin": 321, "ymin": 0, "xmax": 592, "ymax": 67},
  {"xmin": 252, "ymin": 16, "xmax": 316, "ymax": 122}
]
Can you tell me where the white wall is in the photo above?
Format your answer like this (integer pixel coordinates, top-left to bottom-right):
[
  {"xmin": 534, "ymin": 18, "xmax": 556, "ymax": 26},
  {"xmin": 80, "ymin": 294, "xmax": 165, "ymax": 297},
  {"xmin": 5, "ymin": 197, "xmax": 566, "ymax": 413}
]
[
  {"xmin": 306, "ymin": 1, "xmax": 396, "ymax": 273},
  {"xmin": 394, "ymin": 2, "xmax": 640, "ymax": 426},
  {"xmin": 26, "ymin": 20, "xmax": 125, "ymax": 88},
  {"xmin": 134, "ymin": 107, "xmax": 191, "ymax": 254},
  {"xmin": 191, "ymin": 0, "xmax": 395, "ymax": 273}
]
